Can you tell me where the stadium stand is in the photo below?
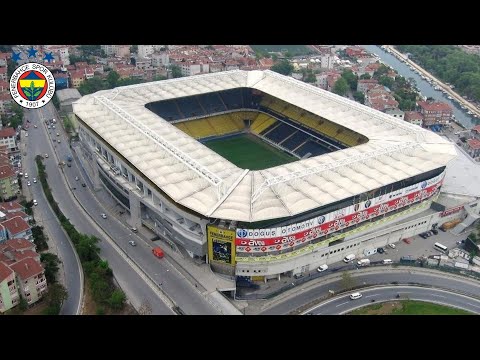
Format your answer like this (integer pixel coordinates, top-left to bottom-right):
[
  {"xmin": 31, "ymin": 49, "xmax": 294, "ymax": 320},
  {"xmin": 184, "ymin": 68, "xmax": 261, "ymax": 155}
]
[
  {"xmin": 176, "ymin": 96, "xmax": 206, "ymax": 118},
  {"xmin": 296, "ymin": 140, "xmax": 331, "ymax": 157},
  {"xmin": 219, "ymin": 89, "xmax": 244, "ymax": 109},
  {"xmin": 250, "ymin": 114, "xmax": 277, "ymax": 135},
  {"xmin": 197, "ymin": 92, "xmax": 227, "ymax": 113},
  {"xmin": 281, "ymin": 130, "xmax": 310, "ymax": 150}
]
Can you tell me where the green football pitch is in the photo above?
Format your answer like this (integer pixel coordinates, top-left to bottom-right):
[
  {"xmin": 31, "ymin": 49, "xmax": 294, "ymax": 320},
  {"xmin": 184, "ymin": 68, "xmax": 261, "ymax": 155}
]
[{"xmin": 204, "ymin": 134, "xmax": 296, "ymax": 170}]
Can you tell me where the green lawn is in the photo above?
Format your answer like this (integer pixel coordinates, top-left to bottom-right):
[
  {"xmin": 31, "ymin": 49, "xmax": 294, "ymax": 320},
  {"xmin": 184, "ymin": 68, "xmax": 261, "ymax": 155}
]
[
  {"xmin": 350, "ymin": 300, "xmax": 473, "ymax": 315},
  {"xmin": 250, "ymin": 45, "xmax": 313, "ymax": 56},
  {"xmin": 204, "ymin": 134, "xmax": 296, "ymax": 170}
]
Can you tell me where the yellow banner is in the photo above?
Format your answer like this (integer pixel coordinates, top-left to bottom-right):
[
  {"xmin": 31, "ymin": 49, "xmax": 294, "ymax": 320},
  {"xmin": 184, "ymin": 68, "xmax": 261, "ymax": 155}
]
[{"xmin": 207, "ymin": 226, "xmax": 236, "ymax": 266}]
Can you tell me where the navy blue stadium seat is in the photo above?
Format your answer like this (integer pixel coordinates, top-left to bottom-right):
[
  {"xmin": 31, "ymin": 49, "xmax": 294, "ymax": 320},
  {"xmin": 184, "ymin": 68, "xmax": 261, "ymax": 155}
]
[
  {"xmin": 176, "ymin": 96, "xmax": 206, "ymax": 118},
  {"xmin": 264, "ymin": 123, "xmax": 296, "ymax": 143},
  {"xmin": 198, "ymin": 92, "xmax": 227, "ymax": 113},
  {"xmin": 295, "ymin": 140, "xmax": 330, "ymax": 157},
  {"xmin": 281, "ymin": 130, "xmax": 310, "ymax": 150}
]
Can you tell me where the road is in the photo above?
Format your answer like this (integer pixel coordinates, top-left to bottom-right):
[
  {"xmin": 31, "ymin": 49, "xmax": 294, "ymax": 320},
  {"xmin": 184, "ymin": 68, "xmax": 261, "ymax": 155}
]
[
  {"xmin": 260, "ymin": 268, "xmax": 480, "ymax": 315},
  {"xmin": 22, "ymin": 109, "xmax": 83, "ymax": 315},
  {"xmin": 386, "ymin": 45, "xmax": 480, "ymax": 119},
  {"xmin": 305, "ymin": 285, "xmax": 480, "ymax": 315},
  {"xmin": 33, "ymin": 103, "xmax": 219, "ymax": 315}
]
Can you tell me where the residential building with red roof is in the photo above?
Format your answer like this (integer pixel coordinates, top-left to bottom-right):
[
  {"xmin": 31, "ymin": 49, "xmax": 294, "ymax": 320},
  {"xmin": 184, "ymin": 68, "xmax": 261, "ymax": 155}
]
[
  {"xmin": 404, "ymin": 111, "xmax": 424, "ymax": 127},
  {"xmin": 0, "ymin": 164, "xmax": 19, "ymax": 201},
  {"xmin": 466, "ymin": 138, "xmax": 480, "ymax": 158},
  {"xmin": 357, "ymin": 79, "xmax": 379, "ymax": 93},
  {"xmin": 0, "ymin": 238, "xmax": 45, "ymax": 312},
  {"xmin": 471, "ymin": 125, "xmax": 480, "ymax": 140},
  {"xmin": 417, "ymin": 101, "xmax": 452, "ymax": 127},
  {"xmin": 1, "ymin": 216, "xmax": 32, "ymax": 240},
  {"xmin": 70, "ymin": 70, "xmax": 85, "ymax": 88},
  {"xmin": 9, "ymin": 257, "xmax": 47, "ymax": 305},
  {"xmin": 0, "ymin": 127, "xmax": 17, "ymax": 153}
]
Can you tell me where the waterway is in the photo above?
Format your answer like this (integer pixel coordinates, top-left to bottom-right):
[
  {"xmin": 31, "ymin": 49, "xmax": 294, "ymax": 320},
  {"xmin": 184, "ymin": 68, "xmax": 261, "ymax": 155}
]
[{"xmin": 361, "ymin": 45, "xmax": 477, "ymax": 129}]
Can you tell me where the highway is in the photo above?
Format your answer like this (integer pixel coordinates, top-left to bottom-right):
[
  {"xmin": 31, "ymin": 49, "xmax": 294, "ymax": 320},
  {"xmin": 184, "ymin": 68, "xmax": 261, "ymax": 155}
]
[
  {"xmin": 305, "ymin": 285, "xmax": 480, "ymax": 315},
  {"xmin": 32, "ymin": 103, "xmax": 219, "ymax": 315},
  {"xmin": 22, "ymin": 109, "xmax": 83, "ymax": 315},
  {"xmin": 260, "ymin": 268, "xmax": 480, "ymax": 315}
]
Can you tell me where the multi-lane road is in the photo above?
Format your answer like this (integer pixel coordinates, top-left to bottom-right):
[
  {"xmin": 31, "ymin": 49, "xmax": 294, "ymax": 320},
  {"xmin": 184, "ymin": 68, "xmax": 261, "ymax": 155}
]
[
  {"xmin": 25, "ymin": 103, "xmax": 219, "ymax": 314},
  {"xmin": 260, "ymin": 268, "xmax": 480, "ymax": 315},
  {"xmin": 305, "ymin": 285, "xmax": 480, "ymax": 315}
]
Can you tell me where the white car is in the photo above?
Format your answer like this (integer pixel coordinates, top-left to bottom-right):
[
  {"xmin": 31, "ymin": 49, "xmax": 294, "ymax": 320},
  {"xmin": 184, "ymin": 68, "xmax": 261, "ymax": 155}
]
[
  {"xmin": 27, "ymin": 181, "xmax": 31, "ymax": 186},
  {"xmin": 24, "ymin": 173, "xmax": 28, "ymax": 179},
  {"xmin": 317, "ymin": 264, "xmax": 328, "ymax": 272},
  {"xmin": 349, "ymin": 292, "xmax": 363, "ymax": 300},
  {"xmin": 128, "ymin": 240, "xmax": 136, "ymax": 246},
  {"xmin": 388, "ymin": 243, "xmax": 396, "ymax": 249},
  {"xmin": 33, "ymin": 178, "xmax": 37, "ymax": 183},
  {"xmin": 34, "ymin": 124, "xmax": 37, "ymax": 128},
  {"xmin": 75, "ymin": 176, "xmax": 79, "ymax": 181},
  {"xmin": 101, "ymin": 213, "xmax": 107, "ymax": 219},
  {"xmin": 33, "ymin": 199, "xmax": 38, "ymax": 206},
  {"xmin": 45, "ymin": 154, "xmax": 49, "ymax": 158}
]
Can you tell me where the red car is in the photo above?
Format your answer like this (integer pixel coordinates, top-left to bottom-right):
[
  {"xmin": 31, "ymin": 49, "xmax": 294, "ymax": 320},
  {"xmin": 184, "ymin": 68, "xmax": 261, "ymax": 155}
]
[{"xmin": 403, "ymin": 238, "xmax": 412, "ymax": 244}]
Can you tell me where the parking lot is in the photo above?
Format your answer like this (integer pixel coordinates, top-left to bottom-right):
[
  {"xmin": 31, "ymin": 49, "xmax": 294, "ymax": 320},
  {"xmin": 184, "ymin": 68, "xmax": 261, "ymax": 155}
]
[{"xmin": 354, "ymin": 228, "xmax": 471, "ymax": 265}]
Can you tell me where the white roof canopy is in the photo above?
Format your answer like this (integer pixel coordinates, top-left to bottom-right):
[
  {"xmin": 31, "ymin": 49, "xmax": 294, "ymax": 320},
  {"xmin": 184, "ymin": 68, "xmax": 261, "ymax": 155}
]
[{"xmin": 73, "ymin": 70, "xmax": 457, "ymax": 222}]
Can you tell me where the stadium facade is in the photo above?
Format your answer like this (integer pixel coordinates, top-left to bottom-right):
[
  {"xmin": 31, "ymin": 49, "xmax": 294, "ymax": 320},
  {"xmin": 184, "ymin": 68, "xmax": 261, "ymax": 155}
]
[{"xmin": 73, "ymin": 70, "xmax": 466, "ymax": 281}]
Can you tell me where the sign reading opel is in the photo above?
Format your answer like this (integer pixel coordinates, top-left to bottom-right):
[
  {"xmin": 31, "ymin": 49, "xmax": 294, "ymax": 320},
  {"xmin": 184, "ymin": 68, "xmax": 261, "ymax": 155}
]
[{"xmin": 10, "ymin": 62, "xmax": 56, "ymax": 109}]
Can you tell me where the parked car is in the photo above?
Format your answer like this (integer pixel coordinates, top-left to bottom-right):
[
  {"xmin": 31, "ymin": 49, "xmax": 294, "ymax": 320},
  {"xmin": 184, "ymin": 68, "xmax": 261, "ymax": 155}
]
[
  {"xmin": 317, "ymin": 264, "xmax": 328, "ymax": 272},
  {"xmin": 377, "ymin": 247, "xmax": 385, "ymax": 254},
  {"xmin": 128, "ymin": 240, "xmax": 136, "ymax": 246},
  {"xmin": 388, "ymin": 243, "xmax": 396, "ymax": 249},
  {"xmin": 431, "ymin": 229, "xmax": 438, "ymax": 235}
]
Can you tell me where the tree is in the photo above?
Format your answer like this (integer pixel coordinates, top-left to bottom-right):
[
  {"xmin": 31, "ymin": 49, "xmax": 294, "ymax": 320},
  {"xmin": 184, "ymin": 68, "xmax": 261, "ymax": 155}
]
[
  {"xmin": 44, "ymin": 283, "xmax": 68, "ymax": 314},
  {"xmin": 333, "ymin": 77, "xmax": 349, "ymax": 96},
  {"xmin": 77, "ymin": 235, "xmax": 100, "ymax": 262},
  {"xmin": 138, "ymin": 299, "xmax": 152, "ymax": 315},
  {"xmin": 271, "ymin": 54, "xmax": 278, "ymax": 62},
  {"xmin": 106, "ymin": 70, "xmax": 120, "ymax": 88},
  {"xmin": 379, "ymin": 75, "xmax": 394, "ymax": 89},
  {"xmin": 360, "ymin": 73, "xmax": 371, "ymax": 80},
  {"xmin": 342, "ymin": 69, "xmax": 358, "ymax": 91},
  {"xmin": 32, "ymin": 225, "xmax": 48, "ymax": 251},
  {"xmin": 353, "ymin": 91, "xmax": 365, "ymax": 104},
  {"xmin": 341, "ymin": 271, "xmax": 356, "ymax": 290},
  {"xmin": 78, "ymin": 76, "xmax": 106, "ymax": 96},
  {"xmin": 108, "ymin": 289, "xmax": 126, "ymax": 310},
  {"xmin": 171, "ymin": 65, "xmax": 182, "ymax": 78},
  {"xmin": 373, "ymin": 63, "xmax": 389, "ymax": 78},
  {"xmin": 41, "ymin": 253, "xmax": 61, "ymax": 284},
  {"xmin": 270, "ymin": 60, "xmax": 294, "ymax": 76}
]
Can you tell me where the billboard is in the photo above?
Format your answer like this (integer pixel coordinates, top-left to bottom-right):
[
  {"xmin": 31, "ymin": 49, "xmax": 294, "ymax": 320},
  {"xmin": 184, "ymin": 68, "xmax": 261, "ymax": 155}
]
[
  {"xmin": 207, "ymin": 225, "xmax": 236, "ymax": 266},
  {"xmin": 236, "ymin": 172, "xmax": 445, "ymax": 254}
]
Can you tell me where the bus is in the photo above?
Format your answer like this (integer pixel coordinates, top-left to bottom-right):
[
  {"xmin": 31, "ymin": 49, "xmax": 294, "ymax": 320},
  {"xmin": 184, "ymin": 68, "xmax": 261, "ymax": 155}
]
[{"xmin": 434, "ymin": 242, "xmax": 448, "ymax": 253}]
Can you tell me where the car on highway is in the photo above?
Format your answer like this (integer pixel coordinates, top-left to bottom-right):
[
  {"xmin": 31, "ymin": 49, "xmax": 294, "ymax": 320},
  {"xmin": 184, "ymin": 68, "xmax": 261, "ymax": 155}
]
[
  {"xmin": 317, "ymin": 264, "xmax": 328, "ymax": 272},
  {"xmin": 33, "ymin": 178, "xmax": 37, "ymax": 183},
  {"xmin": 57, "ymin": 139, "xmax": 61, "ymax": 143},
  {"xmin": 75, "ymin": 176, "xmax": 79, "ymax": 181},
  {"xmin": 27, "ymin": 181, "xmax": 31, "ymax": 186},
  {"xmin": 101, "ymin": 213, "xmax": 107, "ymax": 219},
  {"xmin": 45, "ymin": 154, "xmax": 49, "ymax": 158},
  {"xmin": 34, "ymin": 124, "xmax": 37, "ymax": 128},
  {"xmin": 349, "ymin": 292, "xmax": 362, "ymax": 300},
  {"xmin": 152, "ymin": 247, "xmax": 164, "ymax": 258},
  {"xmin": 24, "ymin": 173, "xmax": 28, "ymax": 179},
  {"xmin": 56, "ymin": 132, "xmax": 60, "ymax": 136},
  {"xmin": 128, "ymin": 240, "xmax": 136, "ymax": 246},
  {"xmin": 388, "ymin": 243, "xmax": 396, "ymax": 249},
  {"xmin": 33, "ymin": 199, "xmax": 38, "ymax": 206},
  {"xmin": 81, "ymin": 183, "xmax": 86, "ymax": 187},
  {"xmin": 130, "ymin": 227, "xmax": 138, "ymax": 233}
]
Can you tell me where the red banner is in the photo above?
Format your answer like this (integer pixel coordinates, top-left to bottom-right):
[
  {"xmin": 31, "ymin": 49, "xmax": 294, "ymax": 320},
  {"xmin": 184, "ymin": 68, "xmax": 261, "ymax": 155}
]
[{"xmin": 236, "ymin": 183, "xmax": 440, "ymax": 248}]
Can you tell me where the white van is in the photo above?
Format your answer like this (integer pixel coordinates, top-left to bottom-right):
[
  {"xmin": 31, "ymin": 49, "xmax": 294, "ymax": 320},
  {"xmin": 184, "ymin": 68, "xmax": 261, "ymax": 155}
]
[
  {"xmin": 383, "ymin": 259, "xmax": 393, "ymax": 264},
  {"xmin": 343, "ymin": 254, "xmax": 356, "ymax": 263}
]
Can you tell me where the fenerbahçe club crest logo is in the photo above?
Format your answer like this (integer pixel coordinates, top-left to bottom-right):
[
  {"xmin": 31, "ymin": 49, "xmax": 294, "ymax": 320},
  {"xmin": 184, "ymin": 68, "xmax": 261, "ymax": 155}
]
[{"xmin": 10, "ymin": 62, "xmax": 55, "ymax": 109}]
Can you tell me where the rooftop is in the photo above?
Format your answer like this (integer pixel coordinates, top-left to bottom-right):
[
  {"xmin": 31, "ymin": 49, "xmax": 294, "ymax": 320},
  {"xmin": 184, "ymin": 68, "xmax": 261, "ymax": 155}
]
[
  {"xmin": 1, "ymin": 216, "xmax": 31, "ymax": 235},
  {"xmin": 73, "ymin": 70, "xmax": 457, "ymax": 222},
  {"xmin": 0, "ymin": 261, "xmax": 13, "ymax": 282},
  {"xmin": 9, "ymin": 257, "xmax": 43, "ymax": 280}
]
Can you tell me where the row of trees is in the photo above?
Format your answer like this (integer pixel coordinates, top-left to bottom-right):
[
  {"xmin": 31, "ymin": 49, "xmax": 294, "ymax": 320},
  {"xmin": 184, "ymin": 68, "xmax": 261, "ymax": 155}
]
[
  {"xmin": 35, "ymin": 155, "xmax": 126, "ymax": 313},
  {"xmin": 396, "ymin": 45, "xmax": 480, "ymax": 102},
  {"xmin": 1, "ymin": 102, "xmax": 24, "ymax": 129}
]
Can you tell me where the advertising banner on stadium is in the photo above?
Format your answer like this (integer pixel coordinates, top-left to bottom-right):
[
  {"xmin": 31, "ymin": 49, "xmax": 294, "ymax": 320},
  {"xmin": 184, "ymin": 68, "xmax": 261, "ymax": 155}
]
[
  {"xmin": 440, "ymin": 205, "xmax": 464, "ymax": 217},
  {"xmin": 207, "ymin": 225, "xmax": 236, "ymax": 266},
  {"xmin": 236, "ymin": 173, "xmax": 444, "ymax": 254}
]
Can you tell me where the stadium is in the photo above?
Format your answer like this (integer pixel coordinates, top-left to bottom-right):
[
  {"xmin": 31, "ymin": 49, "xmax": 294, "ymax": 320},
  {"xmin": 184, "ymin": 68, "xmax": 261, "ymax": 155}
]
[{"xmin": 73, "ymin": 70, "xmax": 459, "ymax": 282}]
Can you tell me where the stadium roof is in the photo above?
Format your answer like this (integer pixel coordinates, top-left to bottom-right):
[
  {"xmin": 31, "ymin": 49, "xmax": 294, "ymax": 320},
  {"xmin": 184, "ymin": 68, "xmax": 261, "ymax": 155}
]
[{"xmin": 73, "ymin": 70, "xmax": 457, "ymax": 222}]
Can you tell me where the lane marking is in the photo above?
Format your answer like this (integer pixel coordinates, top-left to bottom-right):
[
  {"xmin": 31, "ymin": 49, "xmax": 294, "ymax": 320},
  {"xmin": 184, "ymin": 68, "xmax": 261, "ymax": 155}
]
[{"xmin": 336, "ymin": 301, "xmax": 350, "ymax": 307}]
